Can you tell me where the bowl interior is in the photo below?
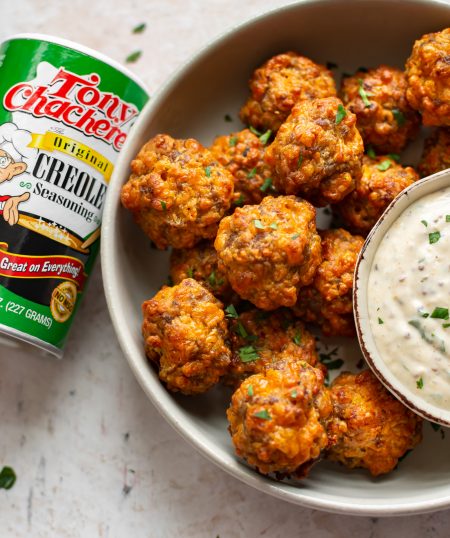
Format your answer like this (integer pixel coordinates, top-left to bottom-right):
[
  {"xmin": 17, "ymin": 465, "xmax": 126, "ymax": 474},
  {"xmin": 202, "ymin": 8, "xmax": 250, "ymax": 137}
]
[{"xmin": 102, "ymin": 0, "xmax": 450, "ymax": 515}]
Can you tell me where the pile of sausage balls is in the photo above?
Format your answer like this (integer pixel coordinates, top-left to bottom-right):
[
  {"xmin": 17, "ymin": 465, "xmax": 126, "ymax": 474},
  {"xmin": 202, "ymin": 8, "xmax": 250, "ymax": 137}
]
[{"xmin": 121, "ymin": 28, "xmax": 450, "ymax": 480}]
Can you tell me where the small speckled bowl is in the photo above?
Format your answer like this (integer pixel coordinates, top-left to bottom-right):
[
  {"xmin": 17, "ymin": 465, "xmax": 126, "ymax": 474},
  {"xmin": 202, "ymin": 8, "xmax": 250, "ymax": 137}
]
[
  {"xmin": 102, "ymin": 0, "xmax": 450, "ymax": 516},
  {"xmin": 354, "ymin": 169, "xmax": 450, "ymax": 427}
]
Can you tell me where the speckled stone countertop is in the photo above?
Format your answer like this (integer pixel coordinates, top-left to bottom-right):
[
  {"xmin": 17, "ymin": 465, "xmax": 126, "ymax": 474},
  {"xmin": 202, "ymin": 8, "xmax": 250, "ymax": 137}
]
[{"xmin": 1, "ymin": 1, "xmax": 450, "ymax": 536}]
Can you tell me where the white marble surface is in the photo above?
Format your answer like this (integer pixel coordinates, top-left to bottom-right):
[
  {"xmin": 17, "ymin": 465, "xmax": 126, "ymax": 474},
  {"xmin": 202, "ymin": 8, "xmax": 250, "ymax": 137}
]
[{"xmin": 1, "ymin": 0, "xmax": 450, "ymax": 536}]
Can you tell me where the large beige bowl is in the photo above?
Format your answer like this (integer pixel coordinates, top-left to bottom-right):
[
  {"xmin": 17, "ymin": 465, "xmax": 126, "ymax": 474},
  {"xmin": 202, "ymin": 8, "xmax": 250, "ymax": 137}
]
[{"xmin": 102, "ymin": 0, "xmax": 450, "ymax": 516}]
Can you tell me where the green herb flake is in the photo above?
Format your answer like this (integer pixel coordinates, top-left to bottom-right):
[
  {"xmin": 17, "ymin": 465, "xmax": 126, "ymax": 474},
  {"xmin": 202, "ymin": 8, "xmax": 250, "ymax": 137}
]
[
  {"xmin": 234, "ymin": 194, "xmax": 245, "ymax": 206},
  {"xmin": 378, "ymin": 317, "xmax": 384, "ymax": 324},
  {"xmin": 253, "ymin": 219, "xmax": 265, "ymax": 230},
  {"xmin": 269, "ymin": 222, "xmax": 278, "ymax": 230},
  {"xmin": 253, "ymin": 409, "xmax": 271, "ymax": 420},
  {"xmin": 392, "ymin": 108, "xmax": 406, "ymax": 127},
  {"xmin": 358, "ymin": 79, "xmax": 371, "ymax": 107},
  {"xmin": 293, "ymin": 332, "xmax": 302, "ymax": 345},
  {"xmin": 224, "ymin": 114, "xmax": 233, "ymax": 122},
  {"xmin": 324, "ymin": 358, "xmax": 344, "ymax": 370},
  {"xmin": 247, "ymin": 167, "xmax": 257, "ymax": 178},
  {"xmin": 291, "ymin": 389, "xmax": 298, "ymax": 398},
  {"xmin": 377, "ymin": 159, "xmax": 392, "ymax": 172},
  {"xmin": 443, "ymin": 323, "xmax": 450, "ymax": 329},
  {"xmin": 430, "ymin": 307, "xmax": 449, "ymax": 320},
  {"xmin": 366, "ymin": 146, "xmax": 377, "ymax": 159},
  {"xmin": 239, "ymin": 345, "xmax": 260, "ymax": 363},
  {"xmin": 421, "ymin": 220, "xmax": 428, "ymax": 227},
  {"xmin": 208, "ymin": 271, "xmax": 217, "ymax": 287},
  {"xmin": 187, "ymin": 268, "xmax": 194, "ymax": 278},
  {"xmin": 0, "ymin": 466, "xmax": 16, "ymax": 490},
  {"xmin": 132, "ymin": 23, "xmax": 146, "ymax": 34},
  {"xmin": 416, "ymin": 377, "xmax": 424, "ymax": 389},
  {"xmin": 446, "ymin": 215, "xmax": 450, "ymax": 222},
  {"xmin": 225, "ymin": 304, "xmax": 238, "ymax": 319},
  {"xmin": 297, "ymin": 153, "xmax": 304, "ymax": 168},
  {"xmin": 237, "ymin": 322, "xmax": 249, "ymax": 339},
  {"xmin": 259, "ymin": 129, "xmax": 272, "ymax": 145},
  {"xmin": 429, "ymin": 231, "xmax": 441, "ymax": 244},
  {"xmin": 335, "ymin": 104, "xmax": 347, "ymax": 125},
  {"xmin": 387, "ymin": 153, "xmax": 400, "ymax": 162},
  {"xmin": 126, "ymin": 50, "xmax": 142, "ymax": 63},
  {"xmin": 249, "ymin": 126, "xmax": 262, "ymax": 137},
  {"xmin": 229, "ymin": 136, "xmax": 238, "ymax": 147},
  {"xmin": 291, "ymin": 233, "xmax": 300, "ymax": 240},
  {"xmin": 205, "ymin": 166, "xmax": 212, "ymax": 177},
  {"xmin": 319, "ymin": 348, "xmax": 344, "ymax": 370},
  {"xmin": 260, "ymin": 178, "xmax": 273, "ymax": 192},
  {"xmin": 247, "ymin": 385, "xmax": 254, "ymax": 397},
  {"xmin": 160, "ymin": 200, "xmax": 167, "ymax": 211}
]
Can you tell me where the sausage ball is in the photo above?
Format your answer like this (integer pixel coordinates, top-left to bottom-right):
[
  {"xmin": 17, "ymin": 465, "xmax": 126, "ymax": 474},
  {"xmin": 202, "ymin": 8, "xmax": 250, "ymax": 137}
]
[
  {"xmin": 142, "ymin": 278, "xmax": 231, "ymax": 395},
  {"xmin": 418, "ymin": 128, "xmax": 450, "ymax": 177},
  {"xmin": 225, "ymin": 308, "xmax": 319, "ymax": 387},
  {"xmin": 334, "ymin": 155, "xmax": 419, "ymax": 235},
  {"xmin": 227, "ymin": 362, "xmax": 333, "ymax": 476},
  {"xmin": 210, "ymin": 129, "xmax": 275, "ymax": 206},
  {"xmin": 265, "ymin": 97, "xmax": 364, "ymax": 206},
  {"xmin": 214, "ymin": 195, "xmax": 322, "ymax": 310},
  {"xmin": 293, "ymin": 228, "xmax": 364, "ymax": 337},
  {"xmin": 326, "ymin": 370, "xmax": 423, "ymax": 476},
  {"xmin": 340, "ymin": 66, "xmax": 420, "ymax": 153},
  {"xmin": 240, "ymin": 52, "xmax": 337, "ymax": 133},
  {"xmin": 405, "ymin": 28, "xmax": 450, "ymax": 126},
  {"xmin": 121, "ymin": 134, "xmax": 234, "ymax": 249},
  {"xmin": 169, "ymin": 241, "xmax": 235, "ymax": 302}
]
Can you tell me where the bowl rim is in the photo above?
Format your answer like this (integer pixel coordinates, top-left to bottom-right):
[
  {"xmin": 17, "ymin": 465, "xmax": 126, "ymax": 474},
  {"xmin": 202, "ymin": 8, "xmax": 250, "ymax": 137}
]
[
  {"xmin": 353, "ymin": 168, "xmax": 450, "ymax": 428},
  {"xmin": 101, "ymin": 0, "xmax": 450, "ymax": 517}
]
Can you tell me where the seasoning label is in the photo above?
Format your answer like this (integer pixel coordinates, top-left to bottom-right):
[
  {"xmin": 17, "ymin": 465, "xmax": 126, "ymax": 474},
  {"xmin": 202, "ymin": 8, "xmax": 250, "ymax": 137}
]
[{"xmin": 0, "ymin": 36, "xmax": 148, "ymax": 353}]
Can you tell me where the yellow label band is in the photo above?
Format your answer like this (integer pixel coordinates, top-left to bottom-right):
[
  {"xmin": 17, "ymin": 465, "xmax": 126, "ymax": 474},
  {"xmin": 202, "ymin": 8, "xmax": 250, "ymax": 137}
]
[{"xmin": 28, "ymin": 132, "xmax": 113, "ymax": 182}]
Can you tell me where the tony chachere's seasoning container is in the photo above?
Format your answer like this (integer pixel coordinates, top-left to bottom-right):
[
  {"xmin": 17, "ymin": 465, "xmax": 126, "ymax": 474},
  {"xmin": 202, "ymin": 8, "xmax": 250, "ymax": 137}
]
[{"xmin": 0, "ymin": 34, "xmax": 148, "ymax": 357}]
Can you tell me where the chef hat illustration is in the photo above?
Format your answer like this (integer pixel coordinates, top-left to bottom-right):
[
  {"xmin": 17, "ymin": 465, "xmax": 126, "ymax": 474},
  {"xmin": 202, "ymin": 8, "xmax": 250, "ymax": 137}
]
[{"xmin": 0, "ymin": 122, "xmax": 37, "ymax": 167}]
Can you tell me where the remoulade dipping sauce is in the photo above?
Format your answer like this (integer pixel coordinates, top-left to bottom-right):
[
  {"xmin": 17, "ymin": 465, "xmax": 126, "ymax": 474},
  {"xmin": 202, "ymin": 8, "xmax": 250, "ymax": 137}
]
[{"xmin": 368, "ymin": 185, "xmax": 450, "ymax": 410}]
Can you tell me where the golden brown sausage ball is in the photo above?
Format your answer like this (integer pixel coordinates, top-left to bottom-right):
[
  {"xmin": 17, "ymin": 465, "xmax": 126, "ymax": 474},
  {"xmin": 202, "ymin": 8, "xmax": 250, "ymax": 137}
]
[
  {"xmin": 210, "ymin": 129, "xmax": 275, "ymax": 206},
  {"xmin": 265, "ymin": 97, "xmax": 364, "ymax": 206},
  {"xmin": 405, "ymin": 28, "xmax": 450, "ymax": 126},
  {"xmin": 121, "ymin": 134, "xmax": 234, "ymax": 249},
  {"xmin": 214, "ymin": 195, "xmax": 322, "ymax": 310},
  {"xmin": 340, "ymin": 66, "xmax": 420, "ymax": 153},
  {"xmin": 326, "ymin": 370, "xmax": 423, "ymax": 476},
  {"xmin": 169, "ymin": 241, "xmax": 235, "ymax": 302},
  {"xmin": 142, "ymin": 279, "xmax": 231, "ymax": 395},
  {"xmin": 334, "ymin": 155, "xmax": 419, "ymax": 236},
  {"xmin": 418, "ymin": 128, "xmax": 450, "ymax": 177},
  {"xmin": 227, "ymin": 362, "xmax": 333, "ymax": 476},
  {"xmin": 293, "ymin": 229, "xmax": 364, "ymax": 337},
  {"xmin": 225, "ymin": 308, "xmax": 319, "ymax": 387},
  {"xmin": 240, "ymin": 52, "xmax": 337, "ymax": 133}
]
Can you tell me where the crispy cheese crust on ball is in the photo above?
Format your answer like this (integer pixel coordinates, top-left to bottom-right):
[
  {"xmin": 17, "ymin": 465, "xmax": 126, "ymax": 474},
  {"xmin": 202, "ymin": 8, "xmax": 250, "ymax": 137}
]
[
  {"xmin": 405, "ymin": 28, "xmax": 450, "ymax": 126},
  {"xmin": 265, "ymin": 97, "xmax": 364, "ymax": 206},
  {"xmin": 340, "ymin": 65, "xmax": 420, "ymax": 153},
  {"xmin": 227, "ymin": 362, "xmax": 333, "ymax": 476},
  {"xmin": 214, "ymin": 196, "xmax": 322, "ymax": 310},
  {"xmin": 225, "ymin": 308, "xmax": 319, "ymax": 387},
  {"xmin": 418, "ymin": 128, "xmax": 450, "ymax": 178},
  {"xmin": 142, "ymin": 279, "xmax": 231, "ymax": 395},
  {"xmin": 326, "ymin": 370, "xmax": 423, "ymax": 476},
  {"xmin": 335, "ymin": 155, "xmax": 419, "ymax": 236},
  {"xmin": 239, "ymin": 52, "xmax": 337, "ymax": 132},
  {"xmin": 293, "ymin": 229, "xmax": 364, "ymax": 337},
  {"xmin": 210, "ymin": 129, "xmax": 275, "ymax": 206},
  {"xmin": 121, "ymin": 134, "xmax": 234, "ymax": 249}
]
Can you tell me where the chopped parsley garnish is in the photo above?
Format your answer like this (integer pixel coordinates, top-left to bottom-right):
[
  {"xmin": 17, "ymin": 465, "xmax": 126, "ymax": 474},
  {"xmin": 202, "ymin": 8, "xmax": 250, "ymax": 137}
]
[
  {"xmin": 297, "ymin": 153, "xmax": 304, "ymax": 168},
  {"xmin": 429, "ymin": 231, "xmax": 441, "ymax": 244},
  {"xmin": 247, "ymin": 168, "xmax": 257, "ymax": 178},
  {"xmin": 291, "ymin": 233, "xmax": 300, "ymax": 240},
  {"xmin": 247, "ymin": 385, "xmax": 254, "ymax": 397},
  {"xmin": 205, "ymin": 166, "xmax": 212, "ymax": 177},
  {"xmin": 446, "ymin": 215, "xmax": 450, "ymax": 222},
  {"xmin": 366, "ymin": 146, "xmax": 377, "ymax": 159},
  {"xmin": 0, "ymin": 466, "xmax": 16, "ymax": 490},
  {"xmin": 249, "ymin": 126, "xmax": 262, "ymax": 137},
  {"xmin": 126, "ymin": 50, "xmax": 142, "ymax": 63},
  {"xmin": 291, "ymin": 389, "xmax": 298, "ymax": 398},
  {"xmin": 443, "ymin": 323, "xmax": 450, "ymax": 329},
  {"xmin": 229, "ymin": 136, "xmax": 238, "ymax": 147},
  {"xmin": 224, "ymin": 114, "xmax": 233, "ymax": 122},
  {"xmin": 326, "ymin": 61, "xmax": 338, "ymax": 69},
  {"xmin": 225, "ymin": 304, "xmax": 238, "ymax": 319},
  {"xmin": 208, "ymin": 271, "xmax": 223, "ymax": 288},
  {"xmin": 335, "ymin": 104, "xmax": 347, "ymax": 124},
  {"xmin": 160, "ymin": 200, "xmax": 167, "ymax": 211},
  {"xmin": 378, "ymin": 317, "xmax": 384, "ymax": 324},
  {"xmin": 259, "ymin": 130, "xmax": 272, "ymax": 145},
  {"xmin": 358, "ymin": 79, "xmax": 371, "ymax": 107},
  {"xmin": 430, "ymin": 307, "xmax": 449, "ymax": 320},
  {"xmin": 293, "ymin": 331, "xmax": 302, "ymax": 345},
  {"xmin": 416, "ymin": 377, "xmax": 424, "ymax": 389},
  {"xmin": 387, "ymin": 153, "xmax": 400, "ymax": 162},
  {"xmin": 253, "ymin": 409, "xmax": 271, "ymax": 420},
  {"xmin": 269, "ymin": 222, "xmax": 278, "ymax": 230},
  {"xmin": 392, "ymin": 108, "xmax": 406, "ymax": 127},
  {"xmin": 260, "ymin": 178, "xmax": 273, "ymax": 192},
  {"xmin": 236, "ymin": 322, "xmax": 249, "ymax": 339},
  {"xmin": 132, "ymin": 23, "xmax": 146, "ymax": 34},
  {"xmin": 319, "ymin": 348, "xmax": 343, "ymax": 370},
  {"xmin": 421, "ymin": 220, "xmax": 428, "ymax": 227},
  {"xmin": 187, "ymin": 267, "xmax": 194, "ymax": 278},
  {"xmin": 234, "ymin": 194, "xmax": 244, "ymax": 206},
  {"xmin": 253, "ymin": 219, "xmax": 265, "ymax": 229},
  {"xmin": 377, "ymin": 159, "xmax": 392, "ymax": 171},
  {"xmin": 239, "ymin": 345, "xmax": 260, "ymax": 362}
]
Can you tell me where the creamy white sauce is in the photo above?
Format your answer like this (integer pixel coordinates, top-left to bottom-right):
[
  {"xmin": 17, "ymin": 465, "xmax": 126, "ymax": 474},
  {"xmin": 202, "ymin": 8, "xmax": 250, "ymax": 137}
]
[{"xmin": 368, "ymin": 186, "xmax": 450, "ymax": 410}]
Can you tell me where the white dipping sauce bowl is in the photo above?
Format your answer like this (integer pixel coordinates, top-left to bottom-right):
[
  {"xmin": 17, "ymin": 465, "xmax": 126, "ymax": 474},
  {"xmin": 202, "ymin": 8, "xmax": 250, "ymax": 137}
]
[{"xmin": 102, "ymin": 0, "xmax": 450, "ymax": 516}]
